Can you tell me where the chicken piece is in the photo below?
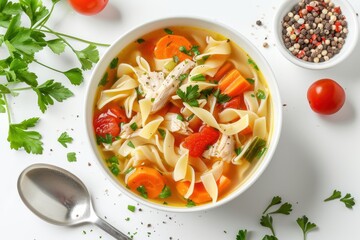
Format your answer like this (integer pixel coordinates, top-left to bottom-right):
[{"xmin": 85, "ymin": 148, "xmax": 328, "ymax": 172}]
[
  {"xmin": 151, "ymin": 60, "xmax": 195, "ymax": 113},
  {"xmin": 138, "ymin": 71, "xmax": 165, "ymax": 100},
  {"xmin": 162, "ymin": 113, "xmax": 193, "ymax": 135},
  {"xmin": 203, "ymin": 134, "xmax": 235, "ymax": 162},
  {"xmin": 121, "ymin": 113, "xmax": 142, "ymax": 139}
]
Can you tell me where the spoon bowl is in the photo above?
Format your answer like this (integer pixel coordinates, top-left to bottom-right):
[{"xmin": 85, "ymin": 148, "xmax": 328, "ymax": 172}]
[{"xmin": 17, "ymin": 163, "xmax": 130, "ymax": 240}]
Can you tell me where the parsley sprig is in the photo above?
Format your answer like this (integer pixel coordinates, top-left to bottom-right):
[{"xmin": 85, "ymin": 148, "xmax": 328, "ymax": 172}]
[
  {"xmin": 296, "ymin": 215, "xmax": 317, "ymax": 240},
  {"xmin": 176, "ymin": 85, "xmax": 200, "ymax": 107},
  {"xmin": 324, "ymin": 190, "xmax": 355, "ymax": 209},
  {"xmin": 0, "ymin": 0, "xmax": 109, "ymax": 154}
]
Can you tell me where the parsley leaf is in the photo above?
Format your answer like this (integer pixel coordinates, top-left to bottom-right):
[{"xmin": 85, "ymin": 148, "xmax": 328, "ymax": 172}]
[
  {"xmin": 75, "ymin": 44, "xmax": 99, "ymax": 70},
  {"xmin": 96, "ymin": 134, "xmax": 112, "ymax": 145},
  {"xmin": 63, "ymin": 68, "xmax": 83, "ymax": 85},
  {"xmin": 109, "ymin": 163, "xmax": 120, "ymax": 176},
  {"xmin": 340, "ymin": 193, "xmax": 355, "ymax": 209},
  {"xmin": 248, "ymin": 58, "xmax": 259, "ymax": 71},
  {"xmin": 236, "ymin": 229, "xmax": 247, "ymax": 240},
  {"xmin": 0, "ymin": 95, "xmax": 6, "ymax": 113},
  {"xmin": 263, "ymin": 196, "xmax": 282, "ymax": 214},
  {"xmin": 213, "ymin": 89, "xmax": 230, "ymax": 103},
  {"xmin": 262, "ymin": 235, "xmax": 278, "ymax": 240},
  {"xmin": 256, "ymin": 89, "xmax": 266, "ymax": 100},
  {"xmin": 137, "ymin": 185, "xmax": 148, "ymax": 199},
  {"xmin": 164, "ymin": 28, "xmax": 173, "ymax": 34},
  {"xmin": 260, "ymin": 215, "xmax": 275, "ymax": 236},
  {"xmin": 67, "ymin": 152, "xmax": 77, "ymax": 162},
  {"xmin": 57, "ymin": 131, "xmax": 73, "ymax": 148},
  {"xmin": 158, "ymin": 128, "xmax": 166, "ymax": 138},
  {"xmin": 128, "ymin": 205, "xmax": 136, "ymax": 212},
  {"xmin": 324, "ymin": 190, "xmax": 342, "ymax": 202},
  {"xmin": 186, "ymin": 199, "xmax": 196, "ymax": 207},
  {"xmin": 46, "ymin": 39, "xmax": 66, "ymax": 55},
  {"xmin": 296, "ymin": 215, "xmax": 317, "ymax": 240},
  {"xmin": 268, "ymin": 202, "xmax": 293, "ymax": 215},
  {"xmin": 127, "ymin": 140, "xmax": 135, "ymax": 148},
  {"xmin": 98, "ymin": 72, "xmax": 108, "ymax": 86},
  {"xmin": 190, "ymin": 74, "xmax": 206, "ymax": 81},
  {"xmin": 176, "ymin": 85, "xmax": 200, "ymax": 107},
  {"xmin": 33, "ymin": 79, "xmax": 74, "ymax": 113},
  {"xmin": 20, "ymin": 0, "xmax": 49, "ymax": 27},
  {"xmin": 136, "ymin": 38, "xmax": 145, "ymax": 44},
  {"xmin": 7, "ymin": 117, "xmax": 43, "ymax": 154},
  {"xmin": 159, "ymin": 185, "xmax": 172, "ymax": 199},
  {"xmin": 110, "ymin": 57, "xmax": 118, "ymax": 69}
]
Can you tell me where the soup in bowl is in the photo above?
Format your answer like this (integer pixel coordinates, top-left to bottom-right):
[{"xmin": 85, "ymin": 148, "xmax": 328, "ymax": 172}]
[{"xmin": 85, "ymin": 17, "xmax": 282, "ymax": 212}]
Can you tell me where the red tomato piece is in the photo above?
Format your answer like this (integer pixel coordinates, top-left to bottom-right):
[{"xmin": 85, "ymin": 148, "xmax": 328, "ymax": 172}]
[
  {"xmin": 223, "ymin": 95, "xmax": 247, "ymax": 110},
  {"xmin": 68, "ymin": 0, "xmax": 109, "ymax": 15},
  {"xmin": 183, "ymin": 126, "xmax": 220, "ymax": 157},
  {"xmin": 93, "ymin": 106, "xmax": 128, "ymax": 138},
  {"xmin": 307, "ymin": 79, "xmax": 345, "ymax": 115}
]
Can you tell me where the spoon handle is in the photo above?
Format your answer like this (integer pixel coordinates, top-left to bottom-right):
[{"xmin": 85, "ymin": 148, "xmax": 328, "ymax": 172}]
[{"xmin": 94, "ymin": 216, "xmax": 131, "ymax": 240}]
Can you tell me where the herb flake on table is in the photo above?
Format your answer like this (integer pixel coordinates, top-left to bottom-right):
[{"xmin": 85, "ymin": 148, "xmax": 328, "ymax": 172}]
[
  {"xmin": 236, "ymin": 229, "xmax": 247, "ymax": 240},
  {"xmin": 67, "ymin": 152, "xmax": 77, "ymax": 162},
  {"xmin": 58, "ymin": 131, "xmax": 73, "ymax": 148}
]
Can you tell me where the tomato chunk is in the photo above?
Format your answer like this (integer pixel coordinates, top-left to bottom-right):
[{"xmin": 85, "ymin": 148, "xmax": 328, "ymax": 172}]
[
  {"xmin": 183, "ymin": 126, "xmax": 220, "ymax": 157},
  {"xmin": 93, "ymin": 105, "xmax": 128, "ymax": 138}
]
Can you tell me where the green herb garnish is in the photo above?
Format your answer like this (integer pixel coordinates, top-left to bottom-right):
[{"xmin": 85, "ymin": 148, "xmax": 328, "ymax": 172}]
[
  {"xmin": 127, "ymin": 205, "xmax": 136, "ymax": 212},
  {"xmin": 176, "ymin": 114, "xmax": 184, "ymax": 121},
  {"xmin": 158, "ymin": 128, "xmax": 166, "ymax": 138},
  {"xmin": 67, "ymin": 152, "xmax": 77, "ymax": 162},
  {"xmin": 262, "ymin": 235, "xmax": 278, "ymax": 240},
  {"xmin": 173, "ymin": 55, "xmax": 179, "ymax": 63},
  {"xmin": 136, "ymin": 38, "xmax": 145, "ymax": 44},
  {"xmin": 96, "ymin": 134, "xmax": 113, "ymax": 145},
  {"xmin": 124, "ymin": 167, "xmax": 135, "ymax": 175},
  {"xmin": 130, "ymin": 122, "xmax": 138, "ymax": 131},
  {"xmin": 190, "ymin": 45, "xmax": 200, "ymax": 56},
  {"xmin": 127, "ymin": 140, "xmax": 135, "ymax": 149},
  {"xmin": 176, "ymin": 85, "xmax": 200, "ymax": 107},
  {"xmin": 260, "ymin": 215, "xmax": 275, "ymax": 236},
  {"xmin": 246, "ymin": 78, "xmax": 255, "ymax": 84},
  {"xmin": 296, "ymin": 215, "xmax": 317, "ymax": 240},
  {"xmin": 236, "ymin": 229, "xmax": 247, "ymax": 240},
  {"xmin": 159, "ymin": 185, "xmax": 172, "ymax": 199},
  {"xmin": 137, "ymin": 185, "xmax": 148, "ymax": 199},
  {"xmin": 164, "ymin": 28, "xmax": 173, "ymax": 34},
  {"xmin": 200, "ymin": 88, "xmax": 214, "ymax": 99},
  {"xmin": 324, "ymin": 190, "xmax": 355, "ymax": 209},
  {"xmin": 178, "ymin": 73, "xmax": 188, "ymax": 82},
  {"xmin": 110, "ymin": 57, "xmax": 118, "ymax": 69},
  {"xmin": 106, "ymin": 156, "xmax": 119, "ymax": 164},
  {"xmin": 109, "ymin": 163, "xmax": 120, "ymax": 176},
  {"xmin": 242, "ymin": 137, "xmax": 267, "ymax": 162},
  {"xmin": 268, "ymin": 202, "xmax": 293, "ymax": 215},
  {"xmin": 256, "ymin": 89, "xmax": 266, "ymax": 100},
  {"xmin": 57, "ymin": 131, "xmax": 73, "ymax": 148},
  {"xmin": 186, "ymin": 199, "xmax": 196, "ymax": 207},
  {"xmin": 179, "ymin": 46, "xmax": 188, "ymax": 54},
  {"xmin": 187, "ymin": 114, "xmax": 195, "ymax": 121},
  {"xmin": 151, "ymin": 98, "xmax": 155, "ymax": 102},
  {"xmin": 263, "ymin": 196, "xmax": 282, "ymax": 214},
  {"xmin": 98, "ymin": 72, "xmax": 108, "ymax": 86},
  {"xmin": 324, "ymin": 190, "xmax": 342, "ymax": 201},
  {"xmin": 235, "ymin": 147, "xmax": 242, "ymax": 156},
  {"xmin": 213, "ymin": 89, "xmax": 231, "ymax": 103},
  {"xmin": 248, "ymin": 58, "xmax": 259, "ymax": 71},
  {"xmin": 190, "ymin": 74, "xmax": 206, "ymax": 81}
]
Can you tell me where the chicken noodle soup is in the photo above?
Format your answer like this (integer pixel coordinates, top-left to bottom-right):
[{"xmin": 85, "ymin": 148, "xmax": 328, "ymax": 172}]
[{"xmin": 93, "ymin": 26, "xmax": 273, "ymax": 207}]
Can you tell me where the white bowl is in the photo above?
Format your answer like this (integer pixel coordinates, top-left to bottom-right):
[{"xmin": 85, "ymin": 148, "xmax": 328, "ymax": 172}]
[
  {"xmin": 274, "ymin": 0, "xmax": 359, "ymax": 70},
  {"xmin": 84, "ymin": 17, "xmax": 282, "ymax": 212}
]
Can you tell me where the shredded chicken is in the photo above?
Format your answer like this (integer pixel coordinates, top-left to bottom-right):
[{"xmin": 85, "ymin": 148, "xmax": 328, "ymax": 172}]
[
  {"xmin": 138, "ymin": 71, "xmax": 165, "ymax": 100},
  {"xmin": 121, "ymin": 113, "xmax": 142, "ymax": 139},
  {"xmin": 151, "ymin": 60, "xmax": 195, "ymax": 113},
  {"xmin": 203, "ymin": 134, "xmax": 236, "ymax": 162},
  {"xmin": 162, "ymin": 113, "xmax": 193, "ymax": 135}
]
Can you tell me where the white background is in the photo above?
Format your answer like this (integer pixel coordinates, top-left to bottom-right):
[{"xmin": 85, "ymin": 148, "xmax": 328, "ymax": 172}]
[{"xmin": 1, "ymin": 0, "xmax": 360, "ymax": 239}]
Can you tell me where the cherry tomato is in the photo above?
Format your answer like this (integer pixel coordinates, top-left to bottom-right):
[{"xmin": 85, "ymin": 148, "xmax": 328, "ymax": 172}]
[
  {"xmin": 307, "ymin": 79, "xmax": 345, "ymax": 115},
  {"xmin": 68, "ymin": 0, "xmax": 109, "ymax": 15},
  {"xmin": 93, "ymin": 106, "xmax": 128, "ymax": 138}
]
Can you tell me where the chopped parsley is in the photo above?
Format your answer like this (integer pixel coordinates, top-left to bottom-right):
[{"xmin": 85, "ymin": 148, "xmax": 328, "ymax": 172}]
[
  {"xmin": 190, "ymin": 45, "xmax": 200, "ymax": 56},
  {"xmin": 213, "ymin": 89, "xmax": 231, "ymax": 103},
  {"xmin": 109, "ymin": 163, "xmax": 120, "ymax": 176},
  {"xmin": 179, "ymin": 73, "xmax": 188, "ymax": 82},
  {"xmin": 190, "ymin": 74, "xmax": 206, "ymax": 81},
  {"xmin": 57, "ymin": 131, "xmax": 73, "ymax": 148},
  {"xmin": 98, "ymin": 72, "xmax": 108, "ymax": 86},
  {"xmin": 96, "ymin": 134, "xmax": 113, "ymax": 145},
  {"xmin": 235, "ymin": 147, "xmax": 242, "ymax": 156},
  {"xmin": 151, "ymin": 98, "xmax": 155, "ymax": 102},
  {"xmin": 256, "ymin": 90, "xmax": 266, "ymax": 100},
  {"xmin": 106, "ymin": 156, "xmax": 119, "ymax": 164},
  {"xmin": 173, "ymin": 55, "xmax": 179, "ymax": 63},
  {"xmin": 176, "ymin": 85, "xmax": 200, "ymax": 107},
  {"xmin": 67, "ymin": 152, "xmax": 77, "ymax": 162},
  {"xmin": 127, "ymin": 205, "xmax": 136, "ymax": 212},
  {"xmin": 176, "ymin": 114, "xmax": 184, "ymax": 121},
  {"xmin": 137, "ymin": 185, "xmax": 148, "ymax": 199},
  {"xmin": 248, "ymin": 58, "xmax": 259, "ymax": 71},
  {"xmin": 136, "ymin": 38, "xmax": 145, "ymax": 44},
  {"xmin": 324, "ymin": 190, "xmax": 355, "ymax": 209},
  {"xmin": 124, "ymin": 167, "xmax": 135, "ymax": 175},
  {"xmin": 110, "ymin": 57, "xmax": 118, "ymax": 69},
  {"xmin": 246, "ymin": 78, "xmax": 255, "ymax": 84},
  {"xmin": 186, "ymin": 199, "xmax": 196, "ymax": 207},
  {"xmin": 296, "ymin": 216, "xmax": 317, "ymax": 240},
  {"xmin": 159, "ymin": 185, "xmax": 172, "ymax": 199},
  {"xmin": 130, "ymin": 122, "xmax": 138, "ymax": 131},
  {"xmin": 164, "ymin": 28, "xmax": 173, "ymax": 34},
  {"xmin": 187, "ymin": 114, "xmax": 195, "ymax": 121},
  {"xmin": 127, "ymin": 140, "xmax": 135, "ymax": 149},
  {"xmin": 158, "ymin": 128, "xmax": 166, "ymax": 138}
]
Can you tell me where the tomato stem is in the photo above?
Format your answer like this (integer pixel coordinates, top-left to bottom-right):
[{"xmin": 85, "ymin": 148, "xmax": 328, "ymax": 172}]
[{"xmin": 40, "ymin": 28, "xmax": 110, "ymax": 47}]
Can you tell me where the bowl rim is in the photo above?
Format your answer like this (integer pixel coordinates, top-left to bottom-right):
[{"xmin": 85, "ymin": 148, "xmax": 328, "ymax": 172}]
[
  {"xmin": 84, "ymin": 16, "xmax": 283, "ymax": 212},
  {"xmin": 273, "ymin": 0, "xmax": 359, "ymax": 70}
]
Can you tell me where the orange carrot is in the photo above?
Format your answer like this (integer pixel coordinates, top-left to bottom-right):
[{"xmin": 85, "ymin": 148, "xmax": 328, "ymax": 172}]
[
  {"xmin": 154, "ymin": 35, "xmax": 192, "ymax": 61},
  {"xmin": 211, "ymin": 61, "xmax": 235, "ymax": 81},
  {"xmin": 127, "ymin": 166, "xmax": 165, "ymax": 199},
  {"xmin": 188, "ymin": 116, "xmax": 203, "ymax": 132},
  {"xmin": 176, "ymin": 175, "xmax": 231, "ymax": 204},
  {"xmin": 218, "ymin": 69, "xmax": 252, "ymax": 97}
]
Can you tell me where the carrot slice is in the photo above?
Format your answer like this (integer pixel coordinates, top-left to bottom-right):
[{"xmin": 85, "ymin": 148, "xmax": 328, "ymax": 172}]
[
  {"xmin": 176, "ymin": 175, "xmax": 232, "ymax": 204},
  {"xmin": 154, "ymin": 35, "xmax": 192, "ymax": 61},
  {"xmin": 211, "ymin": 61, "xmax": 235, "ymax": 81},
  {"xmin": 218, "ymin": 69, "xmax": 252, "ymax": 97},
  {"xmin": 127, "ymin": 166, "xmax": 165, "ymax": 199}
]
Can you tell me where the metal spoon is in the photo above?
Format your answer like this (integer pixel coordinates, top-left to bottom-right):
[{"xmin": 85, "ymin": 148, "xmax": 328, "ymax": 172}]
[{"xmin": 17, "ymin": 163, "xmax": 130, "ymax": 240}]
